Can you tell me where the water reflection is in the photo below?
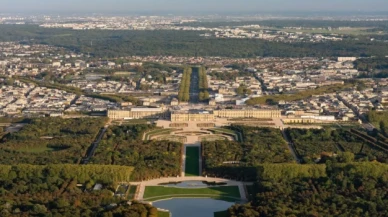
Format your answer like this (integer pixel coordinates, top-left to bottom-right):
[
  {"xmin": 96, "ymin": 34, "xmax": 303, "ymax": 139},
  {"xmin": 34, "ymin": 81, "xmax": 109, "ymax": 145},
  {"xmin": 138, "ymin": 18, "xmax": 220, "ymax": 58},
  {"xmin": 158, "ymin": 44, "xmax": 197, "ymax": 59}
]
[
  {"xmin": 153, "ymin": 198, "xmax": 235, "ymax": 217},
  {"xmin": 158, "ymin": 181, "xmax": 227, "ymax": 188}
]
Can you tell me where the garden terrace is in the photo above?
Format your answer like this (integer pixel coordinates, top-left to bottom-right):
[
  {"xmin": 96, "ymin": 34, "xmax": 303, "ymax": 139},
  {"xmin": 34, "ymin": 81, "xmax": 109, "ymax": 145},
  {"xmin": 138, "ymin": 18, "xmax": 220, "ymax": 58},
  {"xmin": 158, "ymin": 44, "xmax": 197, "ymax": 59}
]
[
  {"xmin": 200, "ymin": 135, "xmax": 233, "ymax": 142},
  {"xmin": 197, "ymin": 123, "xmax": 216, "ymax": 128},
  {"xmin": 227, "ymin": 118, "xmax": 273, "ymax": 122},
  {"xmin": 155, "ymin": 135, "xmax": 187, "ymax": 143},
  {"xmin": 170, "ymin": 123, "xmax": 188, "ymax": 128},
  {"xmin": 144, "ymin": 128, "xmax": 181, "ymax": 140},
  {"xmin": 173, "ymin": 131, "xmax": 212, "ymax": 136},
  {"xmin": 232, "ymin": 122, "xmax": 276, "ymax": 127},
  {"xmin": 208, "ymin": 128, "xmax": 241, "ymax": 142}
]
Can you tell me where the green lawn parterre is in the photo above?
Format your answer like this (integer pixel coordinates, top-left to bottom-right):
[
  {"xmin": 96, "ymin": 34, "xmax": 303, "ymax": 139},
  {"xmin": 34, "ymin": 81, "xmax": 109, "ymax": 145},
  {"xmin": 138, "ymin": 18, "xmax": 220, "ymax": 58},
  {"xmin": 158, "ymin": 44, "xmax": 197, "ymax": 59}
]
[
  {"xmin": 185, "ymin": 147, "xmax": 200, "ymax": 176},
  {"xmin": 157, "ymin": 211, "xmax": 170, "ymax": 217},
  {"xmin": 143, "ymin": 186, "xmax": 241, "ymax": 202}
]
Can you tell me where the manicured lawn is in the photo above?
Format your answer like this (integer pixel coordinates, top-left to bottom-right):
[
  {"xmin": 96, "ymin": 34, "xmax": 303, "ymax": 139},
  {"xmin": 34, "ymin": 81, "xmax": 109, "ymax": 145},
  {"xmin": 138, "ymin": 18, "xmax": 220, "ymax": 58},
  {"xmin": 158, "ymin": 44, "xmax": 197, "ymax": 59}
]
[
  {"xmin": 158, "ymin": 211, "xmax": 170, "ymax": 217},
  {"xmin": 127, "ymin": 185, "xmax": 137, "ymax": 200},
  {"xmin": 185, "ymin": 147, "xmax": 200, "ymax": 176},
  {"xmin": 143, "ymin": 186, "xmax": 240, "ymax": 201}
]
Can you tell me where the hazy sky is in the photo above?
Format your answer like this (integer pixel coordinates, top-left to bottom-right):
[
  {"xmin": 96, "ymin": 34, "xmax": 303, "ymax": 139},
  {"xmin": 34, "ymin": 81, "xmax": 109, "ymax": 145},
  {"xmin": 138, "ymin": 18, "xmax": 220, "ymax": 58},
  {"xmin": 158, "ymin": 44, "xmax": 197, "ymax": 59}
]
[{"xmin": 2, "ymin": 0, "xmax": 388, "ymax": 13}]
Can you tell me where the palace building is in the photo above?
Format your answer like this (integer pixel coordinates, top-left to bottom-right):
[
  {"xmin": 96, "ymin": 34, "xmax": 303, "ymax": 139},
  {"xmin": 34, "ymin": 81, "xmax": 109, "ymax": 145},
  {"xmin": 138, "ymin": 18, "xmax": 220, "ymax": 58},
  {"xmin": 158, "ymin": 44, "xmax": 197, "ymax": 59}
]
[
  {"xmin": 108, "ymin": 108, "xmax": 280, "ymax": 121},
  {"xmin": 213, "ymin": 109, "xmax": 281, "ymax": 119},
  {"xmin": 170, "ymin": 110, "xmax": 215, "ymax": 122},
  {"xmin": 107, "ymin": 107, "xmax": 168, "ymax": 119}
]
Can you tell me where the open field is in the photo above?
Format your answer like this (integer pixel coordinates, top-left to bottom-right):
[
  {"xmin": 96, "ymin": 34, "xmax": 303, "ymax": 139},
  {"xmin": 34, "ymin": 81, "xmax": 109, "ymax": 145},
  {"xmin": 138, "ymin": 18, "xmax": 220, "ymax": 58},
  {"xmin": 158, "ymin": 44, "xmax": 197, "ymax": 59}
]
[
  {"xmin": 185, "ymin": 147, "xmax": 200, "ymax": 176},
  {"xmin": 158, "ymin": 211, "xmax": 170, "ymax": 217},
  {"xmin": 127, "ymin": 185, "xmax": 137, "ymax": 200}
]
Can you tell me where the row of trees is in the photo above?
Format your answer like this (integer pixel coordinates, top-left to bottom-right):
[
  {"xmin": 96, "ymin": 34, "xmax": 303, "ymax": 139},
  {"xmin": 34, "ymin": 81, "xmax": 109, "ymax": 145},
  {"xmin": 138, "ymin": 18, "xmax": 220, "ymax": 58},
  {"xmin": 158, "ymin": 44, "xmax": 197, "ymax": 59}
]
[
  {"xmin": 198, "ymin": 66, "xmax": 210, "ymax": 101},
  {"xmin": 227, "ymin": 162, "xmax": 388, "ymax": 217},
  {"xmin": 178, "ymin": 67, "xmax": 192, "ymax": 102}
]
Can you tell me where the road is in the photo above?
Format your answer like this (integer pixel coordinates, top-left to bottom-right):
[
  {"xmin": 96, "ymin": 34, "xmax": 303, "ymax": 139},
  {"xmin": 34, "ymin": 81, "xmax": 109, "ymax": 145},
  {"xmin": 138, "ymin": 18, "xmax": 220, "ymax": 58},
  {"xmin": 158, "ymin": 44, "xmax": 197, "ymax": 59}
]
[
  {"xmin": 337, "ymin": 94, "xmax": 376, "ymax": 131},
  {"xmin": 189, "ymin": 67, "xmax": 200, "ymax": 104},
  {"xmin": 273, "ymin": 118, "xmax": 301, "ymax": 163},
  {"xmin": 281, "ymin": 129, "xmax": 301, "ymax": 163}
]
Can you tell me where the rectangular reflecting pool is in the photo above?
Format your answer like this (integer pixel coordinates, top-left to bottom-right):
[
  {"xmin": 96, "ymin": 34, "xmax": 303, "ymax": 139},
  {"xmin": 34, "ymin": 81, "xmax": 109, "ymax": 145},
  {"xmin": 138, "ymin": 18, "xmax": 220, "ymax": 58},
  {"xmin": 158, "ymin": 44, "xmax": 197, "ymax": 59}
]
[{"xmin": 153, "ymin": 198, "xmax": 236, "ymax": 217}]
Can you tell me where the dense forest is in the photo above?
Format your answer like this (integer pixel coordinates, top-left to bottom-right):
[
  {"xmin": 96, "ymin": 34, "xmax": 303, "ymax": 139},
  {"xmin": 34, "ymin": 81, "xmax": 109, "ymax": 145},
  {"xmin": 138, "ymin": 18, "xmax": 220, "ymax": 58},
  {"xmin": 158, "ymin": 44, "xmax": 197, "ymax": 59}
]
[
  {"xmin": 0, "ymin": 164, "xmax": 149, "ymax": 217},
  {"xmin": 202, "ymin": 126, "xmax": 294, "ymax": 180},
  {"xmin": 91, "ymin": 124, "xmax": 183, "ymax": 181},
  {"xmin": 354, "ymin": 57, "xmax": 388, "ymax": 71},
  {"xmin": 355, "ymin": 58, "xmax": 388, "ymax": 78},
  {"xmin": 1, "ymin": 25, "xmax": 388, "ymax": 58},
  {"xmin": 286, "ymin": 128, "xmax": 388, "ymax": 163},
  {"xmin": 228, "ymin": 162, "xmax": 388, "ymax": 217},
  {"xmin": 0, "ymin": 117, "xmax": 107, "ymax": 164}
]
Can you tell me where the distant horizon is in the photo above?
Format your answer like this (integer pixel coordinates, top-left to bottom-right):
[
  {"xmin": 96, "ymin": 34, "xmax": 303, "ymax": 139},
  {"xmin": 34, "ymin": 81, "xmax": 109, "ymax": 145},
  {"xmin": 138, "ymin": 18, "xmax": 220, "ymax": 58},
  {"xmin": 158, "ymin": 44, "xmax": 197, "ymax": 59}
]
[
  {"xmin": 2, "ymin": 0, "xmax": 388, "ymax": 16},
  {"xmin": 1, "ymin": 10, "xmax": 388, "ymax": 17}
]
